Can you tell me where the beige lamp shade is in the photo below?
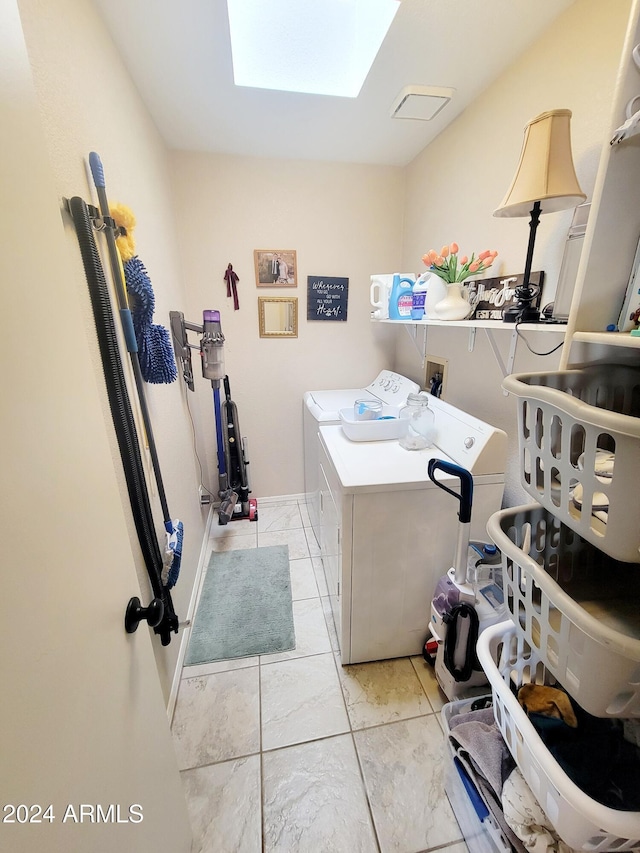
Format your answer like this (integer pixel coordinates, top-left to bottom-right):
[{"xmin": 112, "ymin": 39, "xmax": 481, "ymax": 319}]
[{"xmin": 494, "ymin": 109, "xmax": 586, "ymax": 218}]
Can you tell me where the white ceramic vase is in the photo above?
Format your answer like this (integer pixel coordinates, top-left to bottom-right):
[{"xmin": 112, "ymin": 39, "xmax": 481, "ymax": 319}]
[{"xmin": 433, "ymin": 282, "xmax": 473, "ymax": 321}]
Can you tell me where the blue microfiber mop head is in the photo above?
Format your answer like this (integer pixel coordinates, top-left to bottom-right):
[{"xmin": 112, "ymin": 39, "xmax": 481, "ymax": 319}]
[
  {"xmin": 139, "ymin": 324, "xmax": 178, "ymax": 385},
  {"xmin": 162, "ymin": 519, "xmax": 183, "ymax": 589},
  {"xmin": 124, "ymin": 256, "xmax": 177, "ymax": 384}
]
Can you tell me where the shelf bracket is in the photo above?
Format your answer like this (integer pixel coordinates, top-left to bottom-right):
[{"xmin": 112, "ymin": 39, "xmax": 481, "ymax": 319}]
[
  {"xmin": 468, "ymin": 328, "xmax": 476, "ymax": 352},
  {"xmin": 507, "ymin": 329, "xmax": 518, "ymax": 376},
  {"xmin": 484, "ymin": 329, "xmax": 518, "ymax": 395},
  {"xmin": 403, "ymin": 324, "xmax": 428, "ymax": 367}
]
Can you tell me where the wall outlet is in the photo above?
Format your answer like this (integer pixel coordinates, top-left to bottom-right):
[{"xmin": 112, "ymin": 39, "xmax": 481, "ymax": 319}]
[{"xmin": 199, "ymin": 485, "xmax": 211, "ymax": 506}]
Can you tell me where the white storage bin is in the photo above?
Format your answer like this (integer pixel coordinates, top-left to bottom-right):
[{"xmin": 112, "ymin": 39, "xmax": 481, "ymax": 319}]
[
  {"xmin": 502, "ymin": 363, "xmax": 640, "ymax": 563},
  {"xmin": 442, "ymin": 698, "xmax": 512, "ymax": 853},
  {"xmin": 443, "ymin": 750, "xmax": 510, "ymax": 853},
  {"xmin": 487, "ymin": 504, "xmax": 640, "ymax": 717},
  {"xmin": 477, "ymin": 621, "xmax": 640, "ymax": 851},
  {"xmin": 338, "ymin": 406, "xmax": 408, "ymax": 441}
]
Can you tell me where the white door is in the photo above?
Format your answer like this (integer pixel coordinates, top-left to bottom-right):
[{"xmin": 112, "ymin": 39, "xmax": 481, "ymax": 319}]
[{"xmin": 0, "ymin": 5, "xmax": 191, "ymax": 851}]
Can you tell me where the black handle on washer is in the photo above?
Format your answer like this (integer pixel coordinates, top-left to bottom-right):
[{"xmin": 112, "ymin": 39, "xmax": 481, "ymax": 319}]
[{"xmin": 427, "ymin": 459, "xmax": 473, "ymax": 524}]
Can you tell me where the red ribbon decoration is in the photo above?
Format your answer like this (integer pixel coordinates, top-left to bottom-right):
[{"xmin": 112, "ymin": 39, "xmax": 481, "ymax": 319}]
[{"xmin": 224, "ymin": 263, "xmax": 239, "ymax": 310}]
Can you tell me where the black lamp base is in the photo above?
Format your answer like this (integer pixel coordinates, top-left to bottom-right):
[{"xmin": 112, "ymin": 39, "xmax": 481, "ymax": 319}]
[
  {"xmin": 519, "ymin": 303, "xmax": 541, "ymax": 323},
  {"xmin": 503, "ymin": 302, "xmax": 540, "ymax": 323},
  {"xmin": 503, "ymin": 200, "xmax": 543, "ymax": 325}
]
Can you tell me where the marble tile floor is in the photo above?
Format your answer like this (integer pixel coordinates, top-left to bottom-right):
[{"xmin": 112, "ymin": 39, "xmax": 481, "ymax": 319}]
[{"xmin": 172, "ymin": 496, "xmax": 469, "ymax": 853}]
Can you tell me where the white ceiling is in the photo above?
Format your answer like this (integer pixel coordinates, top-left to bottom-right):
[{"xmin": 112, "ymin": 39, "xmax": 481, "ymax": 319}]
[{"xmin": 93, "ymin": 0, "xmax": 576, "ymax": 167}]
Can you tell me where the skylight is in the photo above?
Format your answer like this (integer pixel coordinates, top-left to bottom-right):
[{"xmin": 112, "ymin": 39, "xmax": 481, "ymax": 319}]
[{"xmin": 226, "ymin": 0, "xmax": 400, "ymax": 98}]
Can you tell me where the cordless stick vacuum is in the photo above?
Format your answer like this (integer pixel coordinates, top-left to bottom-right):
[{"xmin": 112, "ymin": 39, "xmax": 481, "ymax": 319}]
[
  {"xmin": 170, "ymin": 310, "xmax": 257, "ymax": 525},
  {"xmin": 426, "ymin": 459, "xmax": 506, "ymax": 701},
  {"xmin": 221, "ymin": 374, "xmax": 252, "ymax": 519}
]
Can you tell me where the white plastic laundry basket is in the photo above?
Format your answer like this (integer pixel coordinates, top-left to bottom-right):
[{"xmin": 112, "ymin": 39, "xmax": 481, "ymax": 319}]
[
  {"xmin": 503, "ymin": 363, "xmax": 640, "ymax": 563},
  {"xmin": 487, "ymin": 503, "xmax": 640, "ymax": 717},
  {"xmin": 477, "ymin": 621, "xmax": 640, "ymax": 851}
]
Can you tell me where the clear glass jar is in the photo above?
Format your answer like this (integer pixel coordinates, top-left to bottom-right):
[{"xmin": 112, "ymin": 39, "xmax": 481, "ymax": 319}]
[
  {"xmin": 353, "ymin": 398, "xmax": 383, "ymax": 421},
  {"xmin": 399, "ymin": 392, "xmax": 436, "ymax": 450}
]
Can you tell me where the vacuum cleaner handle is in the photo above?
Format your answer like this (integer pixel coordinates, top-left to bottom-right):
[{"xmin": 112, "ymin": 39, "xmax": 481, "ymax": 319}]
[{"xmin": 427, "ymin": 459, "xmax": 473, "ymax": 523}]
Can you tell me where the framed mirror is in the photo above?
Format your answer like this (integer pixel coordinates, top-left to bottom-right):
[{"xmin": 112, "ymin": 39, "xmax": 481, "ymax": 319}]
[{"xmin": 258, "ymin": 297, "xmax": 298, "ymax": 338}]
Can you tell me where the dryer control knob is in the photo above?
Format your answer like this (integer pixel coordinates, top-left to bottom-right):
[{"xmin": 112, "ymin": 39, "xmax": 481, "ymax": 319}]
[{"xmin": 464, "ymin": 437, "xmax": 475, "ymax": 449}]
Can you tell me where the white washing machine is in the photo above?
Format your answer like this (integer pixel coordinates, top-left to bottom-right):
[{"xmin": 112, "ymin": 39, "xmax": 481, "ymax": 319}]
[
  {"xmin": 317, "ymin": 394, "xmax": 507, "ymax": 664},
  {"xmin": 303, "ymin": 370, "xmax": 419, "ymax": 545}
]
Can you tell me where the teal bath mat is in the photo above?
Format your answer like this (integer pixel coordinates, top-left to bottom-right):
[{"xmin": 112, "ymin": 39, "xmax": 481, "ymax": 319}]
[{"xmin": 185, "ymin": 545, "xmax": 295, "ymax": 664}]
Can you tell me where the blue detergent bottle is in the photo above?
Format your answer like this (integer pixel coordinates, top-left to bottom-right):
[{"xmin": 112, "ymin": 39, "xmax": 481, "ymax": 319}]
[
  {"xmin": 388, "ymin": 274, "xmax": 415, "ymax": 320},
  {"xmin": 411, "ymin": 273, "xmax": 430, "ymax": 320}
]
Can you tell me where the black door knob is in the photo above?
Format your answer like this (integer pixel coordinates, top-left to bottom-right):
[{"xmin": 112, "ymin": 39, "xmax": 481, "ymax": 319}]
[{"xmin": 125, "ymin": 596, "xmax": 164, "ymax": 633}]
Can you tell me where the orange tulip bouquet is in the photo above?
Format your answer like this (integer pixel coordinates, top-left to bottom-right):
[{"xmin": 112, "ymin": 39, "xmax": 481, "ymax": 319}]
[
  {"xmin": 420, "ymin": 243, "xmax": 499, "ymax": 320},
  {"xmin": 422, "ymin": 243, "xmax": 498, "ymax": 284}
]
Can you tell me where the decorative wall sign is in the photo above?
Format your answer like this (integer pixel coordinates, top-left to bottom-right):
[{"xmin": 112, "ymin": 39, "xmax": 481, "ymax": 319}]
[
  {"xmin": 254, "ymin": 250, "xmax": 297, "ymax": 287},
  {"xmin": 307, "ymin": 276, "xmax": 349, "ymax": 321},
  {"xmin": 467, "ymin": 271, "xmax": 545, "ymax": 320}
]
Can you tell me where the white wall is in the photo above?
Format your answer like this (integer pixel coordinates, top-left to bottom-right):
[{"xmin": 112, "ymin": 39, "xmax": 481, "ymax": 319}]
[
  {"xmin": 170, "ymin": 152, "xmax": 402, "ymax": 498},
  {"xmin": 397, "ymin": 0, "xmax": 631, "ymax": 506},
  {"xmin": 11, "ymin": 0, "xmax": 631, "ymax": 710},
  {"xmin": 5, "ymin": 0, "xmax": 632, "ymax": 844},
  {"xmin": 1, "ymin": 2, "xmax": 191, "ymax": 849},
  {"xmin": 18, "ymin": 0, "xmax": 209, "ymax": 698}
]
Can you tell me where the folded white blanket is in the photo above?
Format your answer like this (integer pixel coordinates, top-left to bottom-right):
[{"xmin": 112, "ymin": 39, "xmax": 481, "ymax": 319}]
[{"xmin": 502, "ymin": 767, "xmax": 579, "ymax": 853}]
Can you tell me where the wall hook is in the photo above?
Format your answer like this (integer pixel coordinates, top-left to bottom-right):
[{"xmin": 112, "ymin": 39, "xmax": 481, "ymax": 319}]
[{"xmin": 125, "ymin": 596, "xmax": 165, "ymax": 633}]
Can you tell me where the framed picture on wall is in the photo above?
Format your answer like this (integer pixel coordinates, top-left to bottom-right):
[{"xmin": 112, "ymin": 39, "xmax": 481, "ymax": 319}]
[{"xmin": 254, "ymin": 250, "xmax": 297, "ymax": 287}]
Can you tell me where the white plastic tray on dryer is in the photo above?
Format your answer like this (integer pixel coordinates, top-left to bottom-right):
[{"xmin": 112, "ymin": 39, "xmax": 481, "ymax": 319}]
[{"xmin": 338, "ymin": 405, "xmax": 408, "ymax": 441}]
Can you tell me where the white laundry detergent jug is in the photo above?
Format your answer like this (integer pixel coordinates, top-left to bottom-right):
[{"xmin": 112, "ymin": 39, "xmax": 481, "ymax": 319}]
[
  {"xmin": 411, "ymin": 272, "xmax": 433, "ymax": 320},
  {"xmin": 370, "ymin": 274, "xmax": 393, "ymax": 319}
]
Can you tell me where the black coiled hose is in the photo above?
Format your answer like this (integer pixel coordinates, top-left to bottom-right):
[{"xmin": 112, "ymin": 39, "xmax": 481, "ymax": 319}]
[{"xmin": 69, "ymin": 196, "xmax": 177, "ymax": 645}]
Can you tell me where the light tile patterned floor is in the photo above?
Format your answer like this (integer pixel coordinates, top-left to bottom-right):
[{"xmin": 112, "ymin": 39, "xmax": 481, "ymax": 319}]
[{"xmin": 172, "ymin": 497, "xmax": 468, "ymax": 853}]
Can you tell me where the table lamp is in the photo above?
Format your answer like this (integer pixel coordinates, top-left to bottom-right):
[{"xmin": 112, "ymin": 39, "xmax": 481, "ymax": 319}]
[{"xmin": 494, "ymin": 109, "xmax": 586, "ymax": 323}]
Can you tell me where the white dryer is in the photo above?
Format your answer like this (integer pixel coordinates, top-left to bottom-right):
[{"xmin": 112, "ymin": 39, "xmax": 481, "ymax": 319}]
[
  {"xmin": 317, "ymin": 394, "xmax": 507, "ymax": 664},
  {"xmin": 303, "ymin": 370, "xmax": 419, "ymax": 545}
]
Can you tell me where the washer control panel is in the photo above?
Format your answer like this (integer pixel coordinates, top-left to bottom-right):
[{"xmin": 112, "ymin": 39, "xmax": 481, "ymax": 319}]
[{"xmin": 366, "ymin": 370, "xmax": 419, "ymax": 405}]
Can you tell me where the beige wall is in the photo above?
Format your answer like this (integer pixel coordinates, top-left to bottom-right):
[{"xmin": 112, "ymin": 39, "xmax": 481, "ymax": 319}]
[
  {"xmin": 6, "ymin": 0, "xmax": 632, "ymax": 842},
  {"xmin": 170, "ymin": 152, "xmax": 402, "ymax": 498},
  {"xmin": 18, "ymin": 0, "xmax": 208, "ymax": 699},
  {"xmin": 2, "ymin": 2, "xmax": 191, "ymax": 849},
  {"xmin": 11, "ymin": 0, "xmax": 632, "ymax": 705},
  {"xmin": 397, "ymin": 0, "xmax": 631, "ymax": 506}
]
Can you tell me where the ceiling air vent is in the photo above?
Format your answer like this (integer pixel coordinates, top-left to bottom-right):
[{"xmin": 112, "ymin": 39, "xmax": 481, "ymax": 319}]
[{"xmin": 390, "ymin": 86, "xmax": 455, "ymax": 121}]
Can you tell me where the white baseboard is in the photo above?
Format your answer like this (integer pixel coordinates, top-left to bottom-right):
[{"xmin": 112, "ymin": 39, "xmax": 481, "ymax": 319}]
[
  {"xmin": 166, "ymin": 503, "xmax": 215, "ymax": 724},
  {"xmin": 258, "ymin": 492, "xmax": 307, "ymax": 505}
]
